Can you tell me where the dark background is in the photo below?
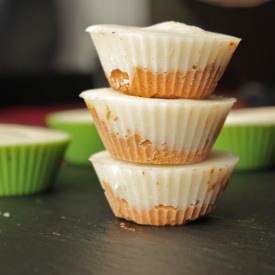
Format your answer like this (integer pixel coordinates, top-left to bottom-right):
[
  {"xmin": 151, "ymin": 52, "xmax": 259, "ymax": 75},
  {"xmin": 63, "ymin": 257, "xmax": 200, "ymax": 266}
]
[
  {"xmin": 152, "ymin": 0, "xmax": 275, "ymax": 106},
  {"xmin": 1, "ymin": 0, "xmax": 274, "ymax": 107}
]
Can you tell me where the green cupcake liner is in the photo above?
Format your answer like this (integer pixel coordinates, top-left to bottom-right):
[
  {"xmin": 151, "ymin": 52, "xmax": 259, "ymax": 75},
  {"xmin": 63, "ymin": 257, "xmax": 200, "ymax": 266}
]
[
  {"xmin": 47, "ymin": 109, "xmax": 104, "ymax": 166},
  {"xmin": 0, "ymin": 124, "xmax": 69, "ymax": 196},
  {"xmin": 214, "ymin": 125, "xmax": 275, "ymax": 171}
]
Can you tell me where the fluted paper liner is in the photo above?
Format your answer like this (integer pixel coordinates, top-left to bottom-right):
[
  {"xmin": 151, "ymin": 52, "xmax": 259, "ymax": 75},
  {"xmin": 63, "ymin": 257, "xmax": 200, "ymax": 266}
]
[
  {"xmin": 90, "ymin": 150, "xmax": 239, "ymax": 226},
  {"xmin": 0, "ymin": 124, "xmax": 69, "ymax": 196},
  {"xmin": 80, "ymin": 88, "xmax": 235, "ymax": 164},
  {"xmin": 47, "ymin": 109, "xmax": 104, "ymax": 166},
  {"xmin": 87, "ymin": 23, "xmax": 240, "ymax": 98},
  {"xmin": 214, "ymin": 106, "xmax": 275, "ymax": 171}
]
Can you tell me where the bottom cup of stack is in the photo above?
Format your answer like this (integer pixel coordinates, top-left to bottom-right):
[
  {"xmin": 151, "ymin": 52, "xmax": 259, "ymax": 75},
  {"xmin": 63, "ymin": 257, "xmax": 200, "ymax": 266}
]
[{"xmin": 90, "ymin": 150, "xmax": 239, "ymax": 226}]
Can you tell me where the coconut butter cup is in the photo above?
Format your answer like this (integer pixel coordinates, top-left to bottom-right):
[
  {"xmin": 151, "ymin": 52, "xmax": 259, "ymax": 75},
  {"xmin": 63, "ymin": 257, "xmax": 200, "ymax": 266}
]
[
  {"xmin": 80, "ymin": 88, "xmax": 236, "ymax": 165},
  {"xmin": 86, "ymin": 22, "xmax": 241, "ymax": 99},
  {"xmin": 47, "ymin": 109, "xmax": 104, "ymax": 166},
  {"xmin": 0, "ymin": 124, "xmax": 70, "ymax": 196},
  {"xmin": 214, "ymin": 106, "xmax": 275, "ymax": 171},
  {"xmin": 91, "ymin": 150, "xmax": 239, "ymax": 226}
]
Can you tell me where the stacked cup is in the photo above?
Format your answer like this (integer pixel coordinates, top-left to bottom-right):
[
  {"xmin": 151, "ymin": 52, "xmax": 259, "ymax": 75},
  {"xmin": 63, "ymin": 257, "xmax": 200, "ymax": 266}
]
[{"xmin": 80, "ymin": 22, "xmax": 241, "ymax": 226}]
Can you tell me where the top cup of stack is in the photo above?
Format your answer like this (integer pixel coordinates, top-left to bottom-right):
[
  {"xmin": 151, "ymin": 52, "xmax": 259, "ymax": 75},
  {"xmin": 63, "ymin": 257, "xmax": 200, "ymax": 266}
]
[{"xmin": 86, "ymin": 21, "xmax": 241, "ymax": 99}]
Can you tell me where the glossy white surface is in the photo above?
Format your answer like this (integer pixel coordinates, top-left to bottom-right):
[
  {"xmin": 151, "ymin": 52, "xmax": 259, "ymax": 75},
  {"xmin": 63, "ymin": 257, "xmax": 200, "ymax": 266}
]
[
  {"xmin": 91, "ymin": 150, "xmax": 239, "ymax": 210},
  {"xmin": 81, "ymin": 88, "xmax": 235, "ymax": 151},
  {"xmin": 0, "ymin": 124, "xmax": 69, "ymax": 145}
]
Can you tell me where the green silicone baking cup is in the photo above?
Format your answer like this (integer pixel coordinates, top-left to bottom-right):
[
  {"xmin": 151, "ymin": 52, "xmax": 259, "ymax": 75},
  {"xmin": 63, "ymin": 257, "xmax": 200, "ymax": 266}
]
[
  {"xmin": 47, "ymin": 109, "xmax": 104, "ymax": 166},
  {"xmin": 214, "ymin": 125, "xmax": 275, "ymax": 171},
  {"xmin": 0, "ymin": 126, "xmax": 69, "ymax": 197}
]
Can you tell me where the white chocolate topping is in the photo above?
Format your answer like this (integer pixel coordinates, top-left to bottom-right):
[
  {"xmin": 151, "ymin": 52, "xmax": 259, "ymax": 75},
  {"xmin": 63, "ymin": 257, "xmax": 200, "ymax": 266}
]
[
  {"xmin": 80, "ymin": 87, "xmax": 235, "ymax": 105},
  {"xmin": 145, "ymin": 21, "xmax": 206, "ymax": 34},
  {"xmin": 81, "ymin": 88, "xmax": 235, "ymax": 151},
  {"xmin": 225, "ymin": 106, "xmax": 275, "ymax": 125},
  {"xmin": 91, "ymin": 150, "xmax": 239, "ymax": 210},
  {"xmin": 48, "ymin": 109, "xmax": 94, "ymax": 124},
  {"xmin": 0, "ymin": 124, "xmax": 69, "ymax": 145},
  {"xmin": 92, "ymin": 150, "xmax": 239, "ymax": 170},
  {"xmin": 87, "ymin": 21, "xmax": 240, "ymax": 40},
  {"xmin": 86, "ymin": 21, "xmax": 240, "ymax": 78}
]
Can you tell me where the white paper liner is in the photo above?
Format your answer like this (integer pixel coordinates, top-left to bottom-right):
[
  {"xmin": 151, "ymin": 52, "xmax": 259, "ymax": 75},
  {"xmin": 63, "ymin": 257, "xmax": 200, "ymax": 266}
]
[
  {"xmin": 87, "ymin": 24, "xmax": 240, "ymax": 98},
  {"xmin": 90, "ymin": 150, "xmax": 239, "ymax": 225},
  {"xmin": 81, "ymin": 88, "xmax": 235, "ymax": 164}
]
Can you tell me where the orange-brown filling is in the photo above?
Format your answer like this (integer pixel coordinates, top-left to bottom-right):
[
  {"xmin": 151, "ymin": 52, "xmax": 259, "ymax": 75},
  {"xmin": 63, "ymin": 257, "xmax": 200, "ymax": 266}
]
[
  {"xmin": 102, "ymin": 181, "xmax": 215, "ymax": 226},
  {"xmin": 107, "ymin": 64, "xmax": 223, "ymax": 99},
  {"xmin": 87, "ymin": 104, "xmax": 217, "ymax": 164}
]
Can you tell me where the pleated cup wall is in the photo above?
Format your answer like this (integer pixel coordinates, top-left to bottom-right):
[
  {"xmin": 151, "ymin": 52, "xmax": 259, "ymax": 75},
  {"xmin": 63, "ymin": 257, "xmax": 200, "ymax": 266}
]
[
  {"xmin": 47, "ymin": 109, "xmax": 105, "ymax": 166},
  {"xmin": 214, "ymin": 125, "xmax": 275, "ymax": 171},
  {"xmin": 90, "ymin": 151, "xmax": 239, "ymax": 226},
  {"xmin": 88, "ymin": 30, "xmax": 240, "ymax": 98},
  {"xmin": 81, "ymin": 88, "xmax": 236, "ymax": 165},
  {"xmin": 0, "ymin": 141, "xmax": 68, "ymax": 196}
]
